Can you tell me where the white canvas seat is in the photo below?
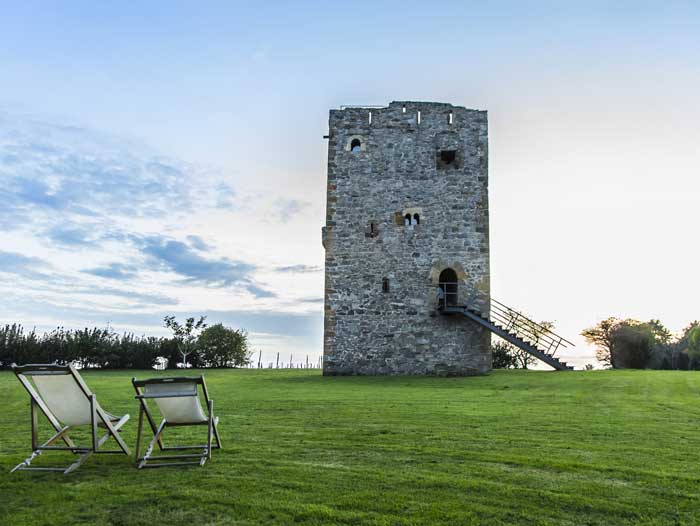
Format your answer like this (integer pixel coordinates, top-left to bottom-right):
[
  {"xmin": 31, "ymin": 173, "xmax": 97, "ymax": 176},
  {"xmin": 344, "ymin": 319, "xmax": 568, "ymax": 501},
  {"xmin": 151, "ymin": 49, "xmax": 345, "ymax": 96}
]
[
  {"xmin": 11, "ymin": 364, "xmax": 130, "ymax": 474},
  {"xmin": 132, "ymin": 376, "xmax": 221, "ymax": 468},
  {"xmin": 144, "ymin": 382, "xmax": 208, "ymax": 423}
]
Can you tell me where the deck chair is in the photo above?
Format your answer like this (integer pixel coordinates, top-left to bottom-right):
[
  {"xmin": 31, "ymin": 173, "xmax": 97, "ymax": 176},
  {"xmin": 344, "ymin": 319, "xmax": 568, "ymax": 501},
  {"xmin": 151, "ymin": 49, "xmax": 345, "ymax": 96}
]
[
  {"xmin": 10, "ymin": 363, "xmax": 130, "ymax": 474},
  {"xmin": 132, "ymin": 376, "xmax": 221, "ymax": 468}
]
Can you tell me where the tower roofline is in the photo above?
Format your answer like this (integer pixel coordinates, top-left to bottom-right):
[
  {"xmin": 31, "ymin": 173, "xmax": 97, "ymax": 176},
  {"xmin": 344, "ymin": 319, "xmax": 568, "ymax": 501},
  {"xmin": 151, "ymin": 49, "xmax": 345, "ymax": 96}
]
[{"xmin": 337, "ymin": 101, "xmax": 485, "ymax": 112}]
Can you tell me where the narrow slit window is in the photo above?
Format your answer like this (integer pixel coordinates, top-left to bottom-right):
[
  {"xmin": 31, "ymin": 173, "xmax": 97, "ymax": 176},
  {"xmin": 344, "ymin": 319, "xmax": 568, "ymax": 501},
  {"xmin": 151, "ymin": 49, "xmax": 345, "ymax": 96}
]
[
  {"xmin": 448, "ymin": 112, "xmax": 454, "ymax": 125},
  {"xmin": 402, "ymin": 105, "xmax": 406, "ymax": 113},
  {"xmin": 368, "ymin": 111, "xmax": 372, "ymax": 125},
  {"xmin": 366, "ymin": 221, "xmax": 378, "ymax": 238},
  {"xmin": 382, "ymin": 278, "xmax": 390, "ymax": 293},
  {"xmin": 417, "ymin": 111, "xmax": 421, "ymax": 124}
]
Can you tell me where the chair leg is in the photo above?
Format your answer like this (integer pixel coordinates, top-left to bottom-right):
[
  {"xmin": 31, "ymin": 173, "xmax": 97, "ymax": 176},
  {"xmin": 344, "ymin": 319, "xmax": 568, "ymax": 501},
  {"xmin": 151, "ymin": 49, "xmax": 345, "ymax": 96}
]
[
  {"xmin": 63, "ymin": 450, "xmax": 93, "ymax": 475},
  {"xmin": 10, "ymin": 425, "xmax": 74, "ymax": 473},
  {"xmin": 213, "ymin": 417, "xmax": 222, "ymax": 449},
  {"xmin": 207, "ymin": 400, "xmax": 213, "ymax": 461},
  {"xmin": 97, "ymin": 410, "xmax": 131, "ymax": 455},
  {"xmin": 138, "ymin": 420, "xmax": 167, "ymax": 469},
  {"xmin": 135, "ymin": 405, "xmax": 144, "ymax": 465}
]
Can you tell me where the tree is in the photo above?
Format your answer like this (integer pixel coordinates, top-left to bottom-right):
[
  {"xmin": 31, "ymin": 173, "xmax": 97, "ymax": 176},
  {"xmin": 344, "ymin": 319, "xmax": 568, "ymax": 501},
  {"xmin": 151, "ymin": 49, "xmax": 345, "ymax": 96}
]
[
  {"xmin": 646, "ymin": 319, "xmax": 675, "ymax": 370},
  {"xmin": 490, "ymin": 340, "xmax": 536, "ymax": 369},
  {"xmin": 583, "ymin": 318, "xmax": 665, "ymax": 369},
  {"xmin": 163, "ymin": 315, "xmax": 207, "ymax": 368},
  {"xmin": 682, "ymin": 322, "xmax": 700, "ymax": 369},
  {"xmin": 198, "ymin": 324, "xmax": 251, "ymax": 368},
  {"xmin": 610, "ymin": 322, "xmax": 653, "ymax": 369},
  {"xmin": 581, "ymin": 317, "xmax": 619, "ymax": 368},
  {"xmin": 491, "ymin": 341, "xmax": 519, "ymax": 369}
]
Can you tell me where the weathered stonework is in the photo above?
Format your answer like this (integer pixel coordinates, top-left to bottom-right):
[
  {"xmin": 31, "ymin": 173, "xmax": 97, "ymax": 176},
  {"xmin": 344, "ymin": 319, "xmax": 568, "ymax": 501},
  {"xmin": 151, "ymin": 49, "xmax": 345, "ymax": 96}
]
[{"xmin": 322, "ymin": 101, "xmax": 491, "ymax": 376}]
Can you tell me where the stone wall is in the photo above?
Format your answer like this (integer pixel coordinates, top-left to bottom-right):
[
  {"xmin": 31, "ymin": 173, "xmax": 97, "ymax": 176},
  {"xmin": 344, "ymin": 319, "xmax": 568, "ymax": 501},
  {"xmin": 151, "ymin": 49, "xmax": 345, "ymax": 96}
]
[{"xmin": 322, "ymin": 101, "xmax": 491, "ymax": 376}]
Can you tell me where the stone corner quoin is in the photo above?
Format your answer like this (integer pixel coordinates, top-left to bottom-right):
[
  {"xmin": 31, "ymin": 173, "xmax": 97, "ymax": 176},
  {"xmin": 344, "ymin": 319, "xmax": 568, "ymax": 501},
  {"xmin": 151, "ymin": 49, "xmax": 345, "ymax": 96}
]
[{"xmin": 322, "ymin": 101, "xmax": 492, "ymax": 376}]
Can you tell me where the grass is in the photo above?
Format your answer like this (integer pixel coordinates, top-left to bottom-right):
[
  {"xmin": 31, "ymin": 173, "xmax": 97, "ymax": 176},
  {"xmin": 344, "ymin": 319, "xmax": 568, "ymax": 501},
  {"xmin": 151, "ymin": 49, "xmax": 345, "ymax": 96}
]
[{"xmin": 2, "ymin": 369, "xmax": 700, "ymax": 525}]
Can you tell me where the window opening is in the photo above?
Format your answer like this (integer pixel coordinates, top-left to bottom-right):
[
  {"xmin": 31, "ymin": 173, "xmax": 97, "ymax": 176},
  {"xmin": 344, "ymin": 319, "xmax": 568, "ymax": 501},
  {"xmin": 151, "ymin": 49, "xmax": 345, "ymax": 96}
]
[
  {"xmin": 440, "ymin": 150, "xmax": 456, "ymax": 165},
  {"xmin": 382, "ymin": 278, "xmax": 390, "ymax": 293}
]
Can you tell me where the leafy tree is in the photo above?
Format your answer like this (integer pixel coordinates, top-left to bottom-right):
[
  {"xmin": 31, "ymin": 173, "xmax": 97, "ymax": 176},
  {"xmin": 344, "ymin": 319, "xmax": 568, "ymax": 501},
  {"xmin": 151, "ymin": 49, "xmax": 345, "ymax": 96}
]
[
  {"xmin": 647, "ymin": 319, "xmax": 673, "ymax": 346},
  {"xmin": 610, "ymin": 322, "xmax": 653, "ymax": 369},
  {"xmin": 490, "ymin": 340, "xmax": 536, "ymax": 369},
  {"xmin": 491, "ymin": 341, "xmax": 519, "ymax": 369},
  {"xmin": 581, "ymin": 317, "xmax": 619, "ymax": 367},
  {"xmin": 198, "ymin": 324, "xmax": 251, "ymax": 368},
  {"xmin": 646, "ymin": 319, "xmax": 676, "ymax": 370},
  {"xmin": 681, "ymin": 322, "xmax": 700, "ymax": 370},
  {"xmin": 163, "ymin": 315, "xmax": 207, "ymax": 368},
  {"xmin": 584, "ymin": 318, "xmax": 670, "ymax": 369}
]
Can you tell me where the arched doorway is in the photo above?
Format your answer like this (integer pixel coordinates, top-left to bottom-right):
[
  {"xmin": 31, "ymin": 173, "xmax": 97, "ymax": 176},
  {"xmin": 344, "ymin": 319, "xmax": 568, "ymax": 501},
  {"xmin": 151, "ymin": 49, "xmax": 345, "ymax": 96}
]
[{"xmin": 438, "ymin": 268, "xmax": 458, "ymax": 308}]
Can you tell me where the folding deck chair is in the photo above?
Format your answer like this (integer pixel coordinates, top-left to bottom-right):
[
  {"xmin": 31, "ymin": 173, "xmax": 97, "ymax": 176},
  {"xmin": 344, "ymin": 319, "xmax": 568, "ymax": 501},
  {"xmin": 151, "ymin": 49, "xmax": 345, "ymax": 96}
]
[
  {"xmin": 132, "ymin": 376, "xmax": 221, "ymax": 468},
  {"xmin": 10, "ymin": 363, "xmax": 130, "ymax": 474}
]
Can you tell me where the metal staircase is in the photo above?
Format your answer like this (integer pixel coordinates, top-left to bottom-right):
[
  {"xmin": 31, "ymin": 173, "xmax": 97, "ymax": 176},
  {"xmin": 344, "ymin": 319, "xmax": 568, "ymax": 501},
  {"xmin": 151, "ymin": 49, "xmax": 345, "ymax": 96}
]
[{"xmin": 440, "ymin": 296, "xmax": 575, "ymax": 371}]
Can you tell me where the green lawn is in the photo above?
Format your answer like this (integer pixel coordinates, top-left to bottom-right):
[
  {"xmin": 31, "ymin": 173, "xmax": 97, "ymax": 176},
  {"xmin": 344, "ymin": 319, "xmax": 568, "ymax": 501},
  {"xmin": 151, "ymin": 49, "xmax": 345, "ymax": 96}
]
[{"xmin": 1, "ymin": 369, "xmax": 700, "ymax": 525}]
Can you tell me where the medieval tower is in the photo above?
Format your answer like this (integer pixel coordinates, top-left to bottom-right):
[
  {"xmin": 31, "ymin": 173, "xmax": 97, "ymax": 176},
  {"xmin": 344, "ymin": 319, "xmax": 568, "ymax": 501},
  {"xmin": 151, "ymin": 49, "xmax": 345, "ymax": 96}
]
[{"xmin": 322, "ymin": 101, "xmax": 492, "ymax": 376}]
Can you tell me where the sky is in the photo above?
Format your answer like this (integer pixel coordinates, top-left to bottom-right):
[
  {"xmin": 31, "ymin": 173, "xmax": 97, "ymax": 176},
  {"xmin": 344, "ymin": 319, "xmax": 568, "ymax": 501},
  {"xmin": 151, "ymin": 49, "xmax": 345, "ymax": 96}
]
[{"xmin": 0, "ymin": 1, "xmax": 698, "ymax": 368}]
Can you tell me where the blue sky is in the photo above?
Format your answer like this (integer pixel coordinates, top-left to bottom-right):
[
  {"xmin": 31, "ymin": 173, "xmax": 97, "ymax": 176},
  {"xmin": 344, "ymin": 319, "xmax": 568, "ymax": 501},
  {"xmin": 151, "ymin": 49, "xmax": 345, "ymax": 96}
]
[{"xmin": 1, "ymin": 2, "xmax": 699, "ymax": 366}]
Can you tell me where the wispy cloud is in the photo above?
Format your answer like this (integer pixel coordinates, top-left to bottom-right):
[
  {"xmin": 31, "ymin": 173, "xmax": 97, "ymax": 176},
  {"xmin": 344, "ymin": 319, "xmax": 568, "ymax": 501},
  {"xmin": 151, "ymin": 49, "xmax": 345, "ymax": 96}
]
[
  {"xmin": 70, "ymin": 286, "xmax": 177, "ymax": 306},
  {"xmin": 82, "ymin": 263, "xmax": 138, "ymax": 281},
  {"xmin": 0, "ymin": 112, "xmax": 194, "ymax": 231},
  {"xmin": 215, "ymin": 182, "xmax": 237, "ymax": 210},
  {"xmin": 45, "ymin": 223, "xmax": 99, "ymax": 248},
  {"xmin": 273, "ymin": 198, "xmax": 309, "ymax": 223},
  {"xmin": 133, "ymin": 234, "xmax": 273, "ymax": 297},
  {"xmin": 299, "ymin": 297, "xmax": 324, "ymax": 304},
  {"xmin": 0, "ymin": 250, "xmax": 51, "ymax": 280},
  {"xmin": 186, "ymin": 235, "xmax": 212, "ymax": 252},
  {"xmin": 275, "ymin": 264, "xmax": 323, "ymax": 273}
]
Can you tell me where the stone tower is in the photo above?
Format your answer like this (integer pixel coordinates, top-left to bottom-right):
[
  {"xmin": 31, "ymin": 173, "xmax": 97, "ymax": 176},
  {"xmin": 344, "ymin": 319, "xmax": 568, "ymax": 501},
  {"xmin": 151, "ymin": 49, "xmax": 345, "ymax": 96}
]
[{"xmin": 322, "ymin": 101, "xmax": 491, "ymax": 376}]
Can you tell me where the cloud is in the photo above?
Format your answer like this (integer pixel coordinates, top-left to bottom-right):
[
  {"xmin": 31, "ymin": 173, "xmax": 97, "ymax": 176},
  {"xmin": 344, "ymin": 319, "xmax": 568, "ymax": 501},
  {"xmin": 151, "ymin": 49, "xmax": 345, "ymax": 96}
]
[
  {"xmin": 0, "ymin": 250, "xmax": 51, "ymax": 280},
  {"xmin": 215, "ymin": 182, "xmax": 237, "ymax": 210},
  {"xmin": 0, "ymin": 112, "xmax": 193, "ymax": 229},
  {"xmin": 273, "ymin": 198, "xmax": 309, "ymax": 223},
  {"xmin": 299, "ymin": 297, "xmax": 324, "ymax": 304},
  {"xmin": 45, "ymin": 223, "xmax": 99, "ymax": 248},
  {"xmin": 245, "ymin": 285, "xmax": 277, "ymax": 299},
  {"xmin": 275, "ymin": 264, "xmax": 323, "ymax": 273},
  {"xmin": 83, "ymin": 263, "xmax": 138, "ymax": 281},
  {"xmin": 134, "ymin": 234, "xmax": 274, "ymax": 297},
  {"xmin": 186, "ymin": 235, "xmax": 212, "ymax": 252},
  {"xmin": 71, "ymin": 286, "xmax": 177, "ymax": 306}
]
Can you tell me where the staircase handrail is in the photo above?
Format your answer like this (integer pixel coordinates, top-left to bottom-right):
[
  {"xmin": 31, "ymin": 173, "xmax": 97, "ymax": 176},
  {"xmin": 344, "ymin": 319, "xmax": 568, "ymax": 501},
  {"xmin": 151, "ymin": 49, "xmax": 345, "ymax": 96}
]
[{"xmin": 464, "ymin": 298, "xmax": 575, "ymax": 357}]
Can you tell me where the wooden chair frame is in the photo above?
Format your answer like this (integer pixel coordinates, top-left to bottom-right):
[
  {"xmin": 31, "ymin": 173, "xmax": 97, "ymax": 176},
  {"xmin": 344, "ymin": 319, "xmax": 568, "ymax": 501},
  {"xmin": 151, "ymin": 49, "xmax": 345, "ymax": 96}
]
[
  {"xmin": 10, "ymin": 363, "xmax": 130, "ymax": 474},
  {"xmin": 132, "ymin": 376, "xmax": 221, "ymax": 469}
]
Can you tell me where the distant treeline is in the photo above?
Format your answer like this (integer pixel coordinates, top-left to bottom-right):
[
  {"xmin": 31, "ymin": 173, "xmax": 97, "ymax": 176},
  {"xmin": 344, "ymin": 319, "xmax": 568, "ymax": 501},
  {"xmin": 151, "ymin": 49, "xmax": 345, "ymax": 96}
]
[
  {"xmin": 0, "ymin": 322, "xmax": 251, "ymax": 370},
  {"xmin": 582, "ymin": 318, "xmax": 700, "ymax": 370}
]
